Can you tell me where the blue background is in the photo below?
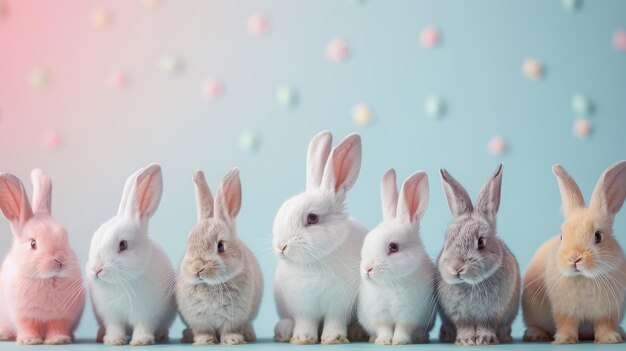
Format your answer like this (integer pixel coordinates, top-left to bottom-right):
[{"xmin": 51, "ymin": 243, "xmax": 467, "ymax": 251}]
[{"xmin": 0, "ymin": 0, "xmax": 625, "ymax": 346}]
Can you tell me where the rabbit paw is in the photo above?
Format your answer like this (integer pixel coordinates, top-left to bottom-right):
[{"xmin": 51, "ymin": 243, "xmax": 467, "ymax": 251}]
[
  {"xmin": 553, "ymin": 333, "xmax": 578, "ymax": 344},
  {"xmin": 221, "ymin": 333, "xmax": 245, "ymax": 345},
  {"xmin": 44, "ymin": 335, "xmax": 72, "ymax": 344},
  {"xmin": 595, "ymin": 330, "xmax": 624, "ymax": 344},
  {"xmin": 129, "ymin": 336, "xmax": 154, "ymax": 346},
  {"xmin": 321, "ymin": 334, "xmax": 349, "ymax": 345},
  {"xmin": 0, "ymin": 331, "xmax": 15, "ymax": 341},
  {"xmin": 290, "ymin": 333, "xmax": 317, "ymax": 345},
  {"xmin": 475, "ymin": 332, "xmax": 499, "ymax": 345},
  {"xmin": 455, "ymin": 336, "xmax": 476, "ymax": 346},
  {"xmin": 104, "ymin": 337, "xmax": 128, "ymax": 346},
  {"xmin": 193, "ymin": 334, "xmax": 217, "ymax": 345},
  {"xmin": 374, "ymin": 335, "xmax": 392, "ymax": 345},
  {"xmin": 523, "ymin": 327, "xmax": 551, "ymax": 342},
  {"xmin": 392, "ymin": 335, "xmax": 411, "ymax": 345},
  {"xmin": 17, "ymin": 335, "xmax": 43, "ymax": 345},
  {"xmin": 274, "ymin": 319, "xmax": 294, "ymax": 342}
]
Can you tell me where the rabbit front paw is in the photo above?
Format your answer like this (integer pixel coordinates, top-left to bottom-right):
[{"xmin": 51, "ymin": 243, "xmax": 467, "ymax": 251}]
[
  {"xmin": 553, "ymin": 333, "xmax": 578, "ymax": 344},
  {"xmin": 44, "ymin": 335, "xmax": 72, "ymax": 344},
  {"xmin": 595, "ymin": 330, "xmax": 624, "ymax": 344}
]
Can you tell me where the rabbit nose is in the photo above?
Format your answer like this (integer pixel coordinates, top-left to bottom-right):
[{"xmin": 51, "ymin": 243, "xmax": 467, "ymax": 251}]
[
  {"xmin": 196, "ymin": 268, "xmax": 205, "ymax": 278},
  {"xmin": 54, "ymin": 259, "xmax": 62, "ymax": 268},
  {"xmin": 366, "ymin": 266, "xmax": 373, "ymax": 277},
  {"xmin": 95, "ymin": 268, "xmax": 103, "ymax": 278},
  {"xmin": 569, "ymin": 255, "xmax": 583, "ymax": 268}
]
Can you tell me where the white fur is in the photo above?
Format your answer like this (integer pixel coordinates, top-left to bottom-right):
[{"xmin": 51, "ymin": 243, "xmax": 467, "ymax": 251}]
[
  {"xmin": 273, "ymin": 131, "xmax": 367, "ymax": 345},
  {"xmin": 358, "ymin": 169, "xmax": 436, "ymax": 345},
  {"xmin": 86, "ymin": 164, "xmax": 176, "ymax": 346}
]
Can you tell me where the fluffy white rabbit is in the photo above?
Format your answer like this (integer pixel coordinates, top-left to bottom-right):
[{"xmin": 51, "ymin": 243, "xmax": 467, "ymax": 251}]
[
  {"xmin": 273, "ymin": 131, "xmax": 367, "ymax": 344},
  {"xmin": 358, "ymin": 169, "xmax": 436, "ymax": 345},
  {"xmin": 86, "ymin": 164, "xmax": 176, "ymax": 346}
]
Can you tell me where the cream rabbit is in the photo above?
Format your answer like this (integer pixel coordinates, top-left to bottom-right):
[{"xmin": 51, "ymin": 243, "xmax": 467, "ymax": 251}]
[{"xmin": 523, "ymin": 161, "xmax": 626, "ymax": 344}]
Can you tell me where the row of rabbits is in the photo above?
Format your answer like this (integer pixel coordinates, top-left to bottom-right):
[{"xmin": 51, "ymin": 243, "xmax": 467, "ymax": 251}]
[{"xmin": 0, "ymin": 130, "xmax": 624, "ymax": 346}]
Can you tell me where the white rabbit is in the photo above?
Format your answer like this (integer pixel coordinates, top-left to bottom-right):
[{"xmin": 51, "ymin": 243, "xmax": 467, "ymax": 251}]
[
  {"xmin": 358, "ymin": 169, "xmax": 436, "ymax": 345},
  {"xmin": 86, "ymin": 164, "xmax": 177, "ymax": 346},
  {"xmin": 273, "ymin": 131, "xmax": 368, "ymax": 344}
]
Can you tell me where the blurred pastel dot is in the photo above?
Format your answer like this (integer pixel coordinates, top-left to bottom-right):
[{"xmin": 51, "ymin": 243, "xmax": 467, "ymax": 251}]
[
  {"xmin": 28, "ymin": 66, "xmax": 51, "ymax": 89},
  {"xmin": 424, "ymin": 95, "xmax": 446, "ymax": 118},
  {"xmin": 43, "ymin": 130, "xmax": 61, "ymax": 150},
  {"xmin": 142, "ymin": 0, "xmax": 162, "ymax": 8},
  {"xmin": 276, "ymin": 86, "xmax": 299, "ymax": 109},
  {"xmin": 613, "ymin": 29, "xmax": 626, "ymax": 52},
  {"xmin": 91, "ymin": 8, "xmax": 113, "ymax": 29},
  {"xmin": 487, "ymin": 136, "xmax": 507, "ymax": 156},
  {"xmin": 0, "ymin": 1, "xmax": 7, "ymax": 20},
  {"xmin": 202, "ymin": 78, "xmax": 224, "ymax": 101},
  {"xmin": 158, "ymin": 55, "xmax": 185, "ymax": 76},
  {"xmin": 247, "ymin": 13, "xmax": 270, "ymax": 37},
  {"xmin": 562, "ymin": 0, "xmax": 582, "ymax": 11},
  {"xmin": 571, "ymin": 94, "xmax": 592, "ymax": 115},
  {"xmin": 573, "ymin": 118, "xmax": 592, "ymax": 139},
  {"xmin": 239, "ymin": 130, "xmax": 262, "ymax": 153},
  {"xmin": 352, "ymin": 103, "xmax": 374, "ymax": 127},
  {"xmin": 420, "ymin": 26, "xmax": 440, "ymax": 48},
  {"xmin": 326, "ymin": 38, "xmax": 350, "ymax": 62},
  {"xmin": 523, "ymin": 58, "xmax": 543, "ymax": 80},
  {"xmin": 107, "ymin": 72, "xmax": 129, "ymax": 89}
]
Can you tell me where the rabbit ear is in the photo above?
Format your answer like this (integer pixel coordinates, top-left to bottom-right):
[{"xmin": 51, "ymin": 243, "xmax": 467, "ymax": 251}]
[
  {"xmin": 214, "ymin": 168, "xmax": 242, "ymax": 222},
  {"xmin": 397, "ymin": 171, "xmax": 429, "ymax": 224},
  {"xmin": 475, "ymin": 164, "xmax": 503, "ymax": 224},
  {"xmin": 306, "ymin": 131, "xmax": 332, "ymax": 191},
  {"xmin": 30, "ymin": 168, "xmax": 52, "ymax": 214},
  {"xmin": 380, "ymin": 169, "xmax": 398, "ymax": 221},
  {"xmin": 440, "ymin": 168, "xmax": 473, "ymax": 217},
  {"xmin": 589, "ymin": 160, "xmax": 626, "ymax": 217},
  {"xmin": 0, "ymin": 173, "xmax": 33, "ymax": 232},
  {"xmin": 117, "ymin": 167, "xmax": 144, "ymax": 216},
  {"xmin": 321, "ymin": 133, "xmax": 362, "ymax": 195},
  {"xmin": 553, "ymin": 164, "xmax": 585, "ymax": 217},
  {"xmin": 123, "ymin": 164, "xmax": 163, "ymax": 221},
  {"xmin": 193, "ymin": 170, "xmax": 214, "ymax": 222}
]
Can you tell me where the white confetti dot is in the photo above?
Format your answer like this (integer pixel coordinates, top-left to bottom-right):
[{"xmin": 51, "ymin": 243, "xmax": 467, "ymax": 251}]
[
  {"xmin": 571, "ymin": 94, "xmax": 592, "ymax": 116},
  {"xmin": 107, "ymin": 71, "xmax": 129, "ymax": 89},
  {"xmin": 158, "ymin": 55, "xmax": 185, "ymax": 76},
  {"xmin": 29, "ymin": 66, "xmax": 51, "ymax": 89},
  {"xmin": 276, "ymin": 86, "xmax": 299, "ymax": 109},
  {"xmin": 424, "ymin": 95, "xmax": 446, "ymax": 119},
  {"xmin": 239, "ymin": 130, "xmax": 262, "ymax": 153},
  {"xmin": 142, "ymin": 0, "xmax": 162, "ymax": 8},
  {"xmin": 326, "ymin": 38, "xmax": 350, "ymax": 62},
  {"xmin": 562, "ymin": 0, "xmax": 582, "ymax": 11},
  {"xmin": 43, "ymin": 130, "xmax": 61, "ymax": 150},
  {"xmin": 420, "ymin": 26, "xmax": 440, "ymax": 48},
  {"xmin": 522, "ymin": 58, "xmax": 543, "ymax": 80},
  {"xmin": 247, "ymin": 13, "xmax": 270, "ymax": 37},
  {"xmin": 487, "ymin": 136, "xmax": 507, "ymax": 156},
  {"xmin": 202, "ymin": 78, "xmax": 224, "ymax": 101},
  {"xmin": 91, "ymin": 8, "xmax": 113, "ymax": 29},
  {"xmin": 573, "ymin": 118, "xmax": 592, "ymax": 139},
  {"xmin": 352, "ymin": 103, "xmax": 374, "ymax": 127}
]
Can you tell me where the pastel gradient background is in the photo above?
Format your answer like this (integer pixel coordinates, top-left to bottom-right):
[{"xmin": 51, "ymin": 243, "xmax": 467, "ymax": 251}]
[{"xmin": 1, "ymin": 0, "xmax": 626, "ymax": 343}]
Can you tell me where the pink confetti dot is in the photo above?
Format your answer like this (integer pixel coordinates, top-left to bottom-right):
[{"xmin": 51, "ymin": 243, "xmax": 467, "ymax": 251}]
[
  {"xmin": 202, "ymin": 78, "xmax": 224, "ymax": 101},
  {"xmin": 43, "ymin": 131, "xmax": 61, "ymax": 150},
  {"xmin": 573, "ymin": 118, "xmax": 592, "ymax": 139},
  {"xmin": 487, "ymin": 136, "xmax": 507, "ymax": 156},
  {"xmin": 613, "ymin": 29, "xmax": 626, "ymax": 52},
  {"xmin": 326, "ymin": 38, "xmax": 350, "ymax": 62},
  {"xmin": 420, "ymin": 26, "xmax": 440, "ymax": 48},
  {"xmin": 91, "ymin": 8, "xmax": 113, "ymax": 29},
  {"xmin": 523, "ymin": 58, "xmax": 543, "ymax": 80},
  {"xmin": 107, "ymin": 72, "xmax": 129, "ymax": 89},
  {"xmin": 0, "ymin": 1, "xmax": 8, "ymax": 20},
  {"xmin": 247, "ymin": 13, "xmax": 270, "ymax": 37}
]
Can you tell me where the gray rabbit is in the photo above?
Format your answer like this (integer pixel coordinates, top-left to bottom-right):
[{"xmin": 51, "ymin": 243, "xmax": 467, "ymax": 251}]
[{"xmin": 436, "ymin": 164, "xmax": 520, "ymax": 345}]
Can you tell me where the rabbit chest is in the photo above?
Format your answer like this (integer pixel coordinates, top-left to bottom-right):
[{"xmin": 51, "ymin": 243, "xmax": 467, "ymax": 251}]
[{"xmin": 9, "ymin": 276, "xmax": 84, "ymax": 319}]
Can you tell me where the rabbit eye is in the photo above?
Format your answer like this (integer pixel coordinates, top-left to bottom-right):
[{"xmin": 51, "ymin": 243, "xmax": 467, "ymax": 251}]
[
  {"xmin": 388, "ymin": 242, "xmax": 399, "ymax": 254},
  {"xmin": 119, "ymin": 240, "xmax": 128, "ymax": 252},
  {"xmin": 594, "ymin": 231, "xmax": 602, "ymax": 244},
  {"xmin": 218, "ymin": 241, "xmax": 225, "ymax": 253},
  {"xmin": 30, "ymin": 239, "xmax": 37, "ymax": 250},
  {"xmin": 477, "ymin": 237, "xmax": 485, "ymax": 250},
  {"xmin": 306, "ymin": 213, "xmax": 319, "ymax": 225}
]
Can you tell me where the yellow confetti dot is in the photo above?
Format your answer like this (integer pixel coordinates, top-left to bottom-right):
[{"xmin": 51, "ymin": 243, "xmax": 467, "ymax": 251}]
[
  {"xmin": 352, "ymin": 103, "xmax": 373, "ymax": 127},
  {"xmin": 91, "ymin": 8, "xmax": 113, "ymax": 29},
  {"xmin": 29, "ymin": 66, "xmax": 51, "ymax": 89}
]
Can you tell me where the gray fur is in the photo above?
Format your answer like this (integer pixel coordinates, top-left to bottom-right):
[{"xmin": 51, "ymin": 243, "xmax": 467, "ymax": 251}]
[{"xmin": 436, "ymin": 165, "xmax": 521, "ymax": 345}]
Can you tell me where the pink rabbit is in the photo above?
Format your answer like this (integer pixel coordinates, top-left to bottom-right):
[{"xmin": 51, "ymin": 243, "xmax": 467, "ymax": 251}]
[{"xmin": 0, "ymin": 169, "xmax": 85, "ymax": 344}]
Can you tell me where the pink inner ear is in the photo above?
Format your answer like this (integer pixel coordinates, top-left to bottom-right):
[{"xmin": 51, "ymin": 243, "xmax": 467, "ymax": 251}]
[
  {"xmin": 331, "ymin": 138, "xmax": 359, "ymax": 192},
  {"xmin": 0, "ymin": 175, "xmax": 33, "ymax": 225},
  {"xmin": 223, "ymin": 177, "xmax": 241, "ymax": 218},
  {"xmin": 404, "ymin": 181, "xmax": 420, "ymax": 219},
  {"xmin": 138, "ymin": 173, "xmax": 158, "ymax": 219}
]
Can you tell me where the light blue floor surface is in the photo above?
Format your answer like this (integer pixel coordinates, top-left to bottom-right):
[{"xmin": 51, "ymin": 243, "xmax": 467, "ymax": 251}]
[{"xmin": 0, "ymin": 339, "xmax": 624, "ymax": 350}]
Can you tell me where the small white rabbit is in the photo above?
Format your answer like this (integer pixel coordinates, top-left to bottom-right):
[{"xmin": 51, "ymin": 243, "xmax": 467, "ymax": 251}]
[
  {"xmin": 358, "ymin": 169, "xmax": 436, "ymax": 345},
  {"xmin": 86, "ymin": 164, "xmax": 176, "ymax": 346},
  {"xmin": 273, "ymin": 131, "xmax": 368, "ymax": 344},
  {"xmin": 176, "ymin": 169, "xmax": 263, "ymax": 345}
]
